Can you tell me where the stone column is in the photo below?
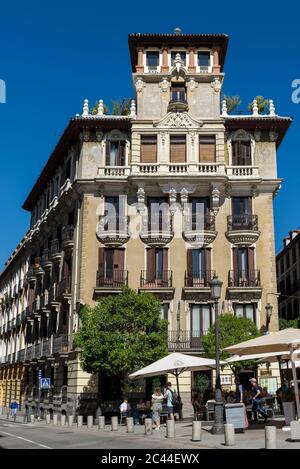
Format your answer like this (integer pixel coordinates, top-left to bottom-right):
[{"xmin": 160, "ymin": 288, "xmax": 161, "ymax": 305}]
[
  {"xmin": 188, "ymin": 47, "xmax": 196, "ymax": 72},
  {"xmin": 136, "ymin": 47, "xmax": 144, "ymax": 73},
  {"xmin": 161, "ymin": 46, "xmax": 169, "ymax": 72},
  {"xmin": 212, "ymin": 47, "xmax": 221, "ymax": 73}
]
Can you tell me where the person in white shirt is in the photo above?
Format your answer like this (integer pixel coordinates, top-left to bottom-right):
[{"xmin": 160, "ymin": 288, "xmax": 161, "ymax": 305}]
[
  {"xmin": 119, "ymin": 398, "xmax": 130, "ymax": 417},
  {"xmin": 151, "ymin": 388, "xmax": 164, "ymax": 430}
]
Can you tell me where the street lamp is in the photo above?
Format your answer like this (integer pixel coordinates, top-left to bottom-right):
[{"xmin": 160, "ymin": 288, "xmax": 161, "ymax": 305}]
[
  {"xmin": 208, "ymin": 275, "xmax": 224, "ymax": 435},
  {"xmin": 265, "ymin": 303, "xmax": 273, "ymax": 330}
]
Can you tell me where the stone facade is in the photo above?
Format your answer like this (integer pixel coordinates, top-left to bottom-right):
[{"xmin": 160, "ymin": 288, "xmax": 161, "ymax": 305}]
[{"xmin": 0, "ymin": 31, "xmax": 292, "ymax": 417}]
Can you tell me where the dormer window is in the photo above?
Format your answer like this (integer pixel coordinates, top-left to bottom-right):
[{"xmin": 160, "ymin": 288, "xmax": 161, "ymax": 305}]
[
  {"xmin": 146, "ymin": 51, "xmax": 159, "ymax": 68},
  {"xmin": 198, "ymin": 52, "xmax": 210, "ymax": 68},
  {"xmin": 171, "ymin": 51, "xmax": 186, "ymax": 66}
]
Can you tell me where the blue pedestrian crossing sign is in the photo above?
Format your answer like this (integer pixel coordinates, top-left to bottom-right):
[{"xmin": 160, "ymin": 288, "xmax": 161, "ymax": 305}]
[{"xmin": 40, "ymin": 378, "xmax": 51, "ymax": 389}]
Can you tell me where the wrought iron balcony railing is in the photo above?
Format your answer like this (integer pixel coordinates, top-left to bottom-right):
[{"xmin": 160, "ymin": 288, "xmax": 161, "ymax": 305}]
[
  {"xmin": 96, "ymin": 270, "xmax": 128, "ymax": 288},
  {"xmin": 228, "ymin": 270, "xmax": 261, "ymax": 288},
  {"xmin": 227, "ymin": 215, "xmax": 258, "ymax": 231},
  {"xmin": 168, "ymin": 330, "xmax": 209, "ymax": 350},
  {"xmin": 184, "ymin": 270, "xmax": 216, "ymax": 288},
  {"xmin": 184, "ymin": 213, "xmax": 216, "ymax": 231},
  {"xmin": 140, "ymin": 270, "xmax": 173, "ymax": 288}
]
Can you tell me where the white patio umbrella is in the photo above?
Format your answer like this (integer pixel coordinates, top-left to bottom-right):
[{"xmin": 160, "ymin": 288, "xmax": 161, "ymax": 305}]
[
  {"xmin": 129, "ymin": 352, "xmax": 222, "ymax": 398},
  {"xmin": 224, "ymin": 328, "xmax": 300, "ymax": 418}
]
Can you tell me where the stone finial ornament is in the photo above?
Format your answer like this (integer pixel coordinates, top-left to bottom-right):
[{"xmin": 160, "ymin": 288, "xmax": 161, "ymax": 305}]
[
  {"xmin": 130, "ymin": 99, "xmax": 136, "ymax": 117},
  {"xmin": 82, "ymin": 99, "xmax": 89, "ymax": 117},
  {"xmin": 221, "ymin": 99, "xmax": 228, "ymax": 116},
  {"xmin": 97, "ymin": 99, "xmax": 104, "ymax": 116},
  {"xmin": 269, "ymin": 99, "xmax": 276, "ymax": 116},
  {"xmin": 252, "ymin": 99, "xmax": 259, "ymax": 116}
]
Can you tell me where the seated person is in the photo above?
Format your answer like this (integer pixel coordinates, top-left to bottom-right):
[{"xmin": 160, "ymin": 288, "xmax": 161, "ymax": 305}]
[
  {"xmin": 136, "ymin": 399, "xmax": 147, "ymax": 424},
  {"xmin": 227, "ymin": 391, "xmax": 236, "ymax": 403}
]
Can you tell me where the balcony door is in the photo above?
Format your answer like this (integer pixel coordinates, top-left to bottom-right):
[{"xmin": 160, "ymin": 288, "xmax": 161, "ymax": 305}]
[
  {"xmin": 187, "ymin": 249, "xmax": 211, "ymax": 286},
  {"xmin": 147, "ymin": 247, "xmax": 168, "ymax": 286},
  {"xmin": 233, "ymin": 247, "xmax": 255, "ymax": 287},
  {"xmin": 232, "ymin": 140, "xmax": 251, "ymax": 166},
  {"xmin": 105, "ymin": 141, "xmax": 126, "ymax": 166},
  {"xmin": 147, "ymin": 197, "xmax": 169, "ymax": 231},
  {"xmin": 190, "ymin": 197, "xmax": 210, "ymax": 230},
  {"xmin": 98, "ymin": 247, "xmax": 125, "ymax": 286},
  {"xmin": 190, "ymin": 304, "xmax": 213, "ymax": 348},
  {"xmin": 232, "ymin": 197, "xmax": 252, "ymax": 229},
  {"xmin": 104, "ymin": 196, "xmax": 125, "ymax": 230}
]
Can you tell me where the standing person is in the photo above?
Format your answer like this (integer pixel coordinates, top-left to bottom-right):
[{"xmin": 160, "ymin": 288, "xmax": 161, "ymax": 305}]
[
  {"xmin": 119, "ymin": 398, "xmax": 131, "ymax": 419},
  {"xmin": 164, "ymin": 382, "xmax": 176, "ymax": 421},
  {"xmin": 249, "ymin": 378, "xmax": 268, "ymax": 422},
  {"xmin": 235, "ymin": 377, "xmax": 244, "ymax": 403},
  {"xmin": 151, "ymin": 388, "xmax": 164, "ymax": 430},
  {"xmin": 10, "ymin": 400, "xmax": 18, "ymax": 421}
]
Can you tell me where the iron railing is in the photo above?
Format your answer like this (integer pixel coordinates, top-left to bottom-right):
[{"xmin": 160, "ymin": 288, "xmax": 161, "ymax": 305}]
[
  {"xmin": 227, "ymin": 215, "xmax": 258, "ymax": 231},
  {"xmin": 96, "ymin": 270, "xmax": 128, "ymax": 288},
  {"xmin": 184, "ymin": 270, "xmax": 215, "ymax": 288},
  {"xmin": 228, "ymin": 270, "xmax": 261, "ymax": 288},
  {"xmin": 168, "ymin": 330, "xmax": 209, "ymax": 350},
  {"xmin": 184, "ymin": 213, "xmax": 215, "ymax": 231},
  {"xmin": 140, "ymin": 270, "xmax": 173, "ymax": 288}
]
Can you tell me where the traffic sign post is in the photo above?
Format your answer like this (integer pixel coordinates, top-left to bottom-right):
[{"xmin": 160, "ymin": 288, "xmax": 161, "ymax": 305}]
[{"xmin": 40, "ymin": 378, "xmax": 51, "ymax": 389}]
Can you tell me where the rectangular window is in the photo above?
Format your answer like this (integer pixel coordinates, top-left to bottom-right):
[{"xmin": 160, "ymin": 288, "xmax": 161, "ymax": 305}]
[
  {"xmin": 198, "ymin": 52, "xmax": 210, "ymax": 67},
  {"xmin": 98, "ymin": 248, "xmax": 125, "ymax": 287},
  {"xmin": 170, "ymin": 135, "xmax": 186, "ymax": 163},
  {"xmin": 106, "ymin": 141, "xmax": 126, "ymax": 166},
  {"xmin": 171, "ymin": 83, "xmax": 186, "ymax": 102},
  {"xmin": 232, "ymin": 247, "xmax": 255, "ymax": 286},
  {"xmin": 146, "ymin": 51, "xmax": 159, "ymax": 67},
  {"xmin": 171, "ymin": 51, "xmax": 186, "ymax": 65},
  {"xmin": 140, "ymin": 135, "xmax": 157, "ymax": 163},
  {"xmin": 199, "ymin": 136, "xmax": 216, "ymax": 163},
  {"xmin": 232, "ymin": 140, "xmax": 251, "ymax": 166},
  {"xmin": 234, "ymin": 303, "xmax": 256, "ymax": 322},
  {"xmin": 160, "ymin": 303, "xmax": 169, "ymax": 321},
  {"xmin": 232, "ymin": 197, "xmax": 253, "ymax": 229},
  {"xmin": 190, "ymin": 304, "xmax": 213, "ymax": 346}
]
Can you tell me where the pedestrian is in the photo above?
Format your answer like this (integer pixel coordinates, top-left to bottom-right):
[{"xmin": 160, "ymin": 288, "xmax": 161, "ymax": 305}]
[
  {"xmin": 10, "ymin": 400, "xmax": 18, "ymax": 421},
  {"xmin": 151, "ymin": 388, "xmax": 164, "ymax": 430},
  {"xmin": 235, "ymin": 377, "xmax": 244, "ymax": 403},
  {"xmin": 164, "ymin": 381, "xmax": 177, "ymax": 421},
  {"xmin": 119, "ymin": 398, "xmax": 131, "ymax": 421},
  {"xmin": 249, "ymin": 378, "xmax": 268, "ymax": 423}
]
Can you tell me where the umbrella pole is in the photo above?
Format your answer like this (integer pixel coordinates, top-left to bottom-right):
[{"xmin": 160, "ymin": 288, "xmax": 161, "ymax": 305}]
[
  {"xmin": 290, "ymin": 348, "xmax": 300, "ymax": 420},
  {"xmin": 277, "ymin": 355, "xmax": 284, "ymax": 387},
  {"xmin": 174, "ymin": 370, "xmax": 183, "ymax": 420}
]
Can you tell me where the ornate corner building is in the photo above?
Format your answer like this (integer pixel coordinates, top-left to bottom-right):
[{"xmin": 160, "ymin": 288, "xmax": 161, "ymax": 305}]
[{"xmin": 0, "ymin": 31, "xmax": 292, "ymax": 415}]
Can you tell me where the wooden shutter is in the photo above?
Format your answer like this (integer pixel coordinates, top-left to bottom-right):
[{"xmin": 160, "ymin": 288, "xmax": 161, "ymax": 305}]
[
  {"xmin": 162, "ymin": 248, "xmax": 168, "ymax": 272},
  {"xmin": 232, "ymin": 248, "xmax": 239, "ymax": 285},
  {"xmin": 232, "ymin": 141, "xmax": 239, "ymax": 165},
  {"xmin": 170, "ymin": 136, "xmax": 186, "ymax": 162},
  {"xmin": 199, "ymin": 136, "xmax": 216, "ymax": 163},
  {"xmin": 147, "ymin": 248, "xmax": 156, "ymax": 273},
  {"xmin": 140, "ymin": 136, "xmax": 157, "ymax": 163},
  {"xmin": 113, "ymin": 249, "xmax": 124, "ymax": 270},
  {"xmin": 98, "ymin": 247, "xmax": 104, "ymax": 273},
  {"xmin": 247, "ymin": 247, "xmax": 255, "ymax": 281},
  {"xmin": 241, "ymin": 141, "xmax": 251, "ymax": 165},
  {"xmin": 205, "ymin": 248, "xmax": 211, "ymax": 273},
  {"xmin": 187, "ymin": 249, "xmax": 193, "ymax": 274},
  {"xmin": 118, "ymin": 142, "xmax": 126, "ymax": 166},
  {"xmin": 105, "ymin": 141, "xmax": 111, "ymax": 165}
]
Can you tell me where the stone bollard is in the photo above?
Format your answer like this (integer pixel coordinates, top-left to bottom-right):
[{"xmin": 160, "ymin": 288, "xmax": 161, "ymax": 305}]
[
  {"xmin": 166, "ymin": 420, "xmax": 175, "ymax": 438},
  {"xmin": 68, "ymin": 415, "xmax": 74, "ymax": 427},
  {"xmin": 265, "ymin": 426, "xmax": 277, "ymax": 449},
  {"xmin": 98, "ymin": 416, "xmax": 105, "ymax": 430},
  {"xmin": 77, "ymin": 415, "xmax": 83, "ymax": 428},
  {"xmin": 126, "ymin": 417, "xmax": 134, "ymax": 433},
  {"xmin": 53, "ymin": 413, "xmax": 58, "ymax": 426},
  {"xmin": 46, "ymin": 414, "xmax": 51, "ymax": 425},
  {"xmin": 145, "ymin": 418, "xmax": 152, "ymax": 436},
  {"xmin": 61, "ymin": 414, "xmax": 66, "ymax": 426},
  {"xmin": 30, "ymin": 414, "xmax": 35, "ymax": 424},
  {"xmin": 224, "ymin": 424, "xmax": 235, "ymax": 446},
  {"xmin": 192, "ymin": 420, "xmax": 202, "ymax": 441},
  {"xmin": 111, "ymin": 416, "xmax": 118, "ymax": 431},
  {"xmin": 87, "ymin": 416, "xmax": 94, "ymax": 428}
]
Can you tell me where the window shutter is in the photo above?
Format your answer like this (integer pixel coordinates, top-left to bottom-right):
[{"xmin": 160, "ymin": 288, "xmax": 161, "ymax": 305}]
[
  {"xmin": 187, "ymin": 249, "xmax": 193, "ymax": 274},
  {"xmin": 141, "ymin": 136, "xmax": 157, "ymax": 163},
  {"xmin": 233, "ymin": 248, "xmax": 239, "ymax": 280},
  {"xmin": 232, "ymin": 141, "xmax": 239, "ymax": 165},
  {"xmin": 105, "ymin": 141, "xmax": 111, "ymax": 166},
  {"xmin": 205, "ymin": 248, "xmax": 211, "ymax": 273},
  {"xmin": 98, "ymin": 247, "xmax": 104, "ymax": 273},
  {"xmin": 147, "ymin": 248, "xmax": 156, "ymax": 274},
  {"xmin": 118, "ymin": 142, "xmax": 126, "ymax": 166},
  {"xmin": 199, "ymin": 136, "xmax": 216, "ymax": 163},
  {"xmin": 247, "ymin": 247, "xmax": 255, "ymax": 273},
  {"xmin": 170, "ymin": 136, "xmax": 186, "ymax": 162},
  {"xmin": 113, "ymin": 249, "xmax": 124, "ymax": 270},
  {"xmin": 162, "ymin": 248, "xmax": 168, "ymax": 272}
]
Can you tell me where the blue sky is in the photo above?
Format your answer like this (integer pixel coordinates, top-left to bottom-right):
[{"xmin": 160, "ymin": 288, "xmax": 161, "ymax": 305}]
[{"xmin": 0, "ymin": 0, "xmax": 300, "ymax": 268}]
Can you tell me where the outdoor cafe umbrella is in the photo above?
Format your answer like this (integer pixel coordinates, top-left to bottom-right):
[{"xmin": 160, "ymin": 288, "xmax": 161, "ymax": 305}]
[
  {"xmin": 129, "ymin": 352, "xmax": 222, "ymax": 399},
  {"xmin": 223, "ymin": 328, "xmax": 300, "ymax": 418}
]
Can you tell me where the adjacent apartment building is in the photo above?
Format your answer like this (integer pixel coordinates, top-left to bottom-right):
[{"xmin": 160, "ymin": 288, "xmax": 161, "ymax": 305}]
[
  {"xmin": 0, "ymin": 30, "xmax": 292, "ymax": 415},
  {"xmin": 277, "ymin": 230, "xmax": 300, "ymax": 320}
]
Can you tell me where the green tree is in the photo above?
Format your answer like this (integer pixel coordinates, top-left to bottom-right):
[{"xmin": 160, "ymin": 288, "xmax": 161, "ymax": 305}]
[
  {"xmin": 221, "ymin": 94, "xmax": 242, "ymax": 114},
  {"xmin": 202, "ymin": 314, "xmax": 261, "ymax": 376},
  {"xmin": 111, "ymin": 98, "xmax": 132, "ymax": 116},
  {"xmin": 248, "ymin": 95, "xmax": 269, "ymax": 114},
  {"xmin": 279, "ymin": 316, "xmax": 300, "ymax": 330},
  {"xmin": 73, "ymin": 288, "xmax": 168, "ymax": 396},
  {"xmin": 90, "ymin": 101, "xmax": 109, "ymax": 115}
]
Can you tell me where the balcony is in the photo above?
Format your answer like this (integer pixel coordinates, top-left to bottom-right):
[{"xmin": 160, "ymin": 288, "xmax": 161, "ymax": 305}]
[
  {"xmin": 48, "ymin": 285, "xmax": 59, "ymax": 304},
  {"xmin": 97, "ymin": 215, "xmax": 130, "ymax": 247},
  {"xmin": 140, "ymin": 213, "xmax": 174, "ymax": 247},
  {"xmin": 168, "ymin": 330, "xmax": 209, "ymax": 351},
  {"xmin": 139, "ymin": 270, "xmax": 174, "ymax": 300},
  {"xmin": 57, "ymin": 276, "xmax": 72, "ymax": 299},
  {"xmin": 227, "ymin": 270, "xmax": 262, "ymax": 300},
  {"xmin": 41, "ymin": 249, "xmax": 53, "ymax": 271},
  {"xmin": 167, "ymin": 98, "xmax": 189, "ymax": 113},
  {"xmin": 41, "ymin": 338, "xmax": 52, "ymax": 357},
  {"xmin": 62, "ymin": 225, "xmax": 75, "ymax": 252},
  {"xmin": 50, "ymin": 239, "xmax": 62, "ymax": 263},
  {"xmin": 94, "ymin": 270, "xmax": 128, "ymax": 297},
  {"xmin": 183, "ymin": 213, "xmax": 217, "ymax": 247},
  {"xmin": 226, "ymin": 215, "xmax": 260, "ymax": 246},
  {"xmin": 26, "ymin": 267, "xmax": 37, "ymax": 285},
  {"xmin": 33, "ymin": 258, "xmax": 45, "ymax": 279},
  {"xmin": 183, "ymin": 270, "xmax": 215, "ymax": 301},
  {"xmin": 226, "ymin": 166, "xmax": 259, "ymax": 178},
  {"xmin": 40, "ymin": 291, "xmax": 49, "ymax": 309},
  {"xmin": 53, "ymin": 334, "xmax": 69, "ymax": 357},
  {"xmin": 18, "ymin": 349, "xmax": 25, "ymax": 362},
  {"xmin": 25, "ymin": 345, "xmax": 33, "ymax": 362}
]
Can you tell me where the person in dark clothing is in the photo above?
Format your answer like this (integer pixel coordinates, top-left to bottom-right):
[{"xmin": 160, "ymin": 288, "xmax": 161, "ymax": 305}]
[
  {"xmin": 250, "ymin": 378, "xmax": 268, "ymax": 422},
  {"xmin": 235, "ymin": 377, "xmax": 244, "ymax": 403}
]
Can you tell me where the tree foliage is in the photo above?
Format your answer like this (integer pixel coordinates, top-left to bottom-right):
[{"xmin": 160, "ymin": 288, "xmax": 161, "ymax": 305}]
[
  {"xmin": 279, "ymin": 316, "xmax": 300, "ymax": 330},
  {"xmin": 221, "ymin": 94, "xmax": 242, "ymax": 114},
  {"xmin": 73, "ymin": 288, "xmax": 168, "ymax": 383},
  {"xmin": 248, "ymin": 95, "xmax": 269, "ymax": 114},
  {"xmin": 111, "ymin": 98, "xmax": 132, "ymax": 115},
  {"xmin": 90, "ymin": 101, "xmax": 109, "ymax": 115},
  {"xmin": 202, "ymin": 314, "xmax": 261, "ymax": 375}
]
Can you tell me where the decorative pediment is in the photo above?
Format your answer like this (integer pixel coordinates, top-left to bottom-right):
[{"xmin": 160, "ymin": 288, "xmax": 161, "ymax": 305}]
[{"xmin": 155, "ymin": 112, "xmax": 203, "ymax": 129}]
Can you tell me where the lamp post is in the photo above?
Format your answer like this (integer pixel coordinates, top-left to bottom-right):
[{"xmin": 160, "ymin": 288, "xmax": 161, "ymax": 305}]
[
  {"xmin": 265, "ymin": 303, "xmax": 273, "ymax": 330},
  {"xmin": 209, "ymin": 275, "xmax": 224, "ymax": 435}
]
